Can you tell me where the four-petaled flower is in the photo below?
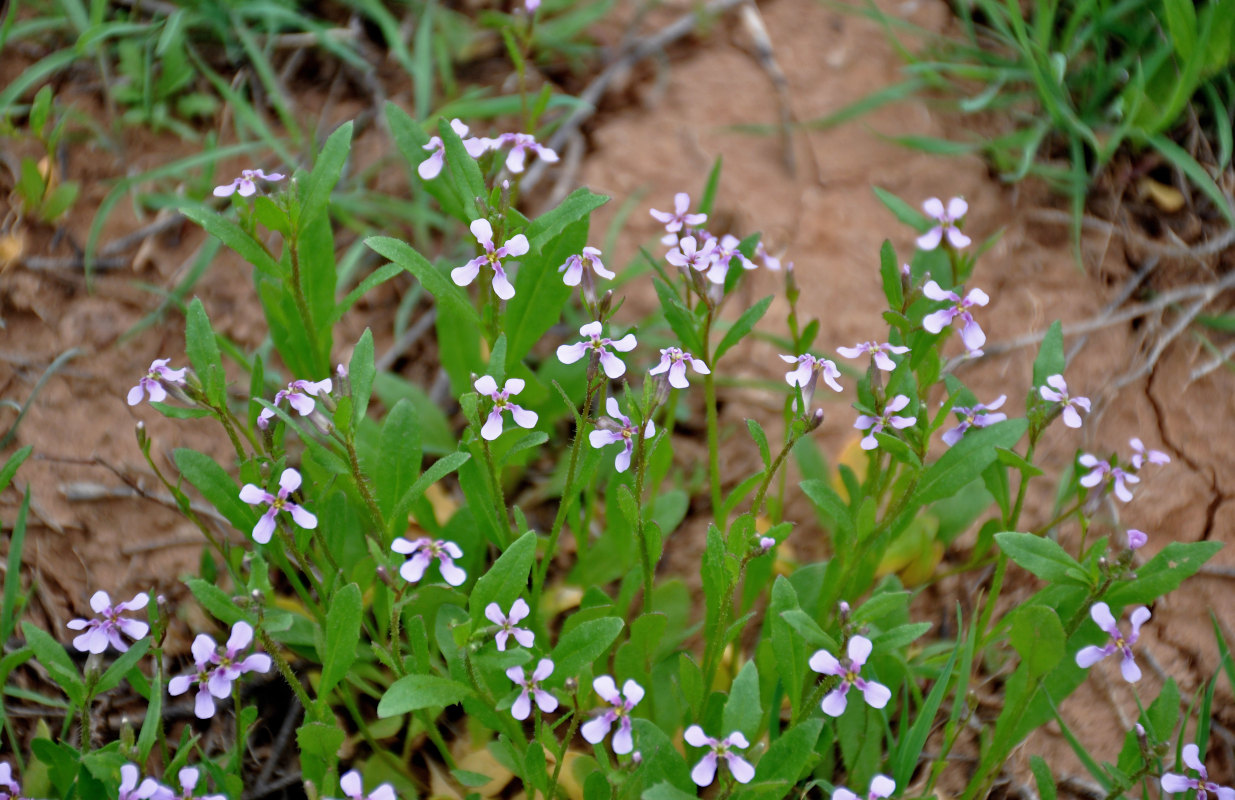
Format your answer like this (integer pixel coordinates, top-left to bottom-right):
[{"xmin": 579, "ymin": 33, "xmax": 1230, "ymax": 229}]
[
  {"xmin": 917, "ymin": 197, "xmax": 971, "ymax": 250},
  {"xmin": 506, "ymin": 659, "xmax": 558, "ymax": 720},
  {"xmin": 704, "ymin": 233, "xmax": 756, "ymax": 284},
  {"xmin": 67, "ymin": 590, "xmax": 149, "ymax": 654},
  {"xmin": 1075, "ymin": 602, "xmax": 1150, "ymax": 683},
  {"xmin": 474, "ymin": 375, "xmax": 538, "ymax": 440},
  {"xmin": 683, "ymin": 726, "xmax": 754, "ymax": 787},
  {"xmin": 942, "ymin": 394, "xmax": 1007, "ymax": 446},
  {"xmin": 418, "ymin": 119, "xmax": 489, "ymax": 180},
  {"xmin": 127, "ymin": 359, "xmax": 187, "ymax": 406},
  {"xmin": 665, "ymin": 235, "xmax": 718, "ymax": 274},
  {"xmin": 213, "ymin": 169, "xmax": 285, "ymax": 198},
  {"xmin": 922, "ymin": 281, "xmax": 988, "ymax": 352},
  {"xmin": 168, "ymin": 622, "xmax": 271, "ymax": 720},
  {"xmin": 836, "ymin": 341, "xmax": 910, "ymax": 372},
  {"xmin": 485, "ymin": 598, "xmax": 534, "ymax": 651},
  {"xmin": 808, "ymin": 634, "xmax": 892, "ymax": 716},
  {"xmin": 649, "ymin": 347, "xmax": 710, "ymax": 390},
  {"xmin": 581, "ymin": 676, "xmax": 643, "ymax": 755},
  {"xmin": 589, "ymin": 397, "xmax": 654, "ymax": 473},
  {"xmin": 834, "ymin": 775, "xmax": 896, "ymax": 800},
  {"xmin": 754, "ymin": 241, "xmax": 782, "ymax": 271},
  {"xmin": 258, "ymin": 378, "xmax": 332, "ymax": 428},
  {"xmin": 119, "ymin": 763, "xmax": 173, "ymax": 800},
  {"xmin": 1078, "ymin": 454, "xmax": 1139, "ymax": 503},
  {"xmin": 1129, "ymin": 438, "xmax": 1170, "ymax": 470},
  {"xmin": 1161, "ymin": 744, "xmax": 1235, "ymax": 800},
  {"xmin": 557, "ymin": 322, "xmax": 638, "ymax": 378},
  {"xmin": 391, "ymin": 537, "xmax": 466, "ymax": 586},
  {"xmin": 490, "ymin": 132, "xmax": 559, "ymax": 174},
  {"xmin": 169, "ymin": 768, "xmax": 226, "ymax": 800},
  {"xmin": 452, "ymin": 219, "xmax": 530, "ymax": 301},
  {"xmin": 1039, "ymin": 374, "xmax": 1090, "ymax": 428},
  {"xmin": 239, "ymin": 468, "xmax": 318, "ymax": 544},
  {"xmin": 559, "ymin": 246, "xmax": 615, "ymax": 287},
  {"xmin": 650, "ymin": 193, "xmax": 707, "ymax": 246},
  {"xmin": 780, "ymin": 353, "xmax": 843, "ymax": 397},
  {"xmin": 331, "ymin": 770, "xmax": 397, "ymax": 800},
  {"xmin": 854, "ymin": 395, "xmax": 917, "ymax": 451}
]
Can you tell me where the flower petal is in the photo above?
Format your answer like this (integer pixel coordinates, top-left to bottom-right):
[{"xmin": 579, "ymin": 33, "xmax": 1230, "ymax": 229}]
[
  {"xmin": 691, "ymin": 753, "xmax": 718, "ymax": 788},
  {"xmin": 470, "ymin": 218, "xmax": 494, "ymax": 245}
]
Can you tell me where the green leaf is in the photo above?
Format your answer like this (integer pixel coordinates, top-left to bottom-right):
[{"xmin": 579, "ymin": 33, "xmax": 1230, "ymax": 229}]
[
  {"xmin": 349, "ymin": 328, "xmax": 376, "ymax": 431},
  {"xmin": 714, "ymin": 295, "xmax": 773, "ymax": 362},
  {"xmin": 0, "ymin": 445, "xmax": 33, "ymax": 495},
  {"xmin": 910, "ymin": 419, "xmax": 1027, "ymax": 507},
  {"xmin": 1009, "ymin": 605, "xmax": 1064, "ymax": 678},
  {"xmin": 470, "ymin": 531, "xmax": 536, "ymax": 624},
  {"xmin": 185, "ymin": 578, "xmax": 251, "ymax": 626},
  {"xmin": 894, "ymin": 620, "xmax": 959, "ymax": 787},
  {"xmin": 1, "ymin": 486, "xmax": 31, "ymax": 646},
  {"xmin": 95, "ymin": 638, "xmax": 151, "ymax": 694},
  {"xmin": 800, "ymin": 479, "xmax": 854, "ymax": 541},
  {"xmin": 377, "ymin": 399, "xmax": 423, "ymax": 519},
  {"xmin": 185, "ymin": 298, "xmax": 225, "ymax": 406},
  {"xmin": 1030, "ymin": 756, "xmax": 1058, "ymax": 800},
  {"xmin": 173, "ymin": 449, "xmax": 257, "ymax": 535},
  {"xmin": 879, "ymin": 240, "xmax": 904, "ymax": 310},
  {"xmin": 653, "ymin": 278, "xmax": 704, "ymax": 356},
  {"xmin": 388, "ymin": 451, "xmax": 471, "ymax": 536},
  {"xmin": 873, "ymin": 186, "xmax": 928, "ymax": 231},
  {"xmin": 698, "ymin": 156, "xmax": 723, "ymax": 217},
  {"xmin": 1032, "ymin": 321, "xmax": 1065, "ymax": 388},
  {"xmin": 297, "ymin": 722, "xmax": 345, "ymax": 788},
  {"xmin": 721, "ymin": 660, "xmax": 761, "ymax": 738},
  {"xmin": 746, "ymin": 419, "xmax": 771, "ymax": 468},
  {"xmin": 753, "ymin": 718, "xmax": 823, "ymax": 786},
  {"xmin": 366, "ymin": 236, "xmax": 479, "ymax": 326},
  {"xmin": 180, "ymin": 205, "xmax": 282, "ymax": 279},
  {"xmin": 319, "ymin": 583, "xmax": 362, "ymax": 696},
  {"xmin": 440, "ymin": 116, "xmax": 487, "ymax": 220},
  {"xmin": 22, "ymin": 622, "xmax": 85, "ymax": 705},
  {"xmin": 995, "ymin": 532, "xmax": 1087, "ymax": 585},
  {"xmin": 378, "ymin": 674, "xmax": 473, "ymax": 717},
  {"xmin": 1104, "ymin": 540, "xmax": 1222, "ymax": 606},
  {"xmin": 550, "ymin": 616, "xmax": 624, "ymax": 677},
  {"xmin": 302, "ymin": 120, "xmax": 352, "ymax": 216}
]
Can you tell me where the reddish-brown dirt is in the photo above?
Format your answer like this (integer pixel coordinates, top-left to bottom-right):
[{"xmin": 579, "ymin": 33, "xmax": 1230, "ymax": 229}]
[{"xmin": 2, "ymin": 0, "xmax": 1233, "ymax": 793}]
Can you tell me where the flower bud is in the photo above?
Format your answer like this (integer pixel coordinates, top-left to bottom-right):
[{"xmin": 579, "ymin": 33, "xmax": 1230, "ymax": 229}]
[
  {"xmin": 564, "ymin": 676, "xmax": 578, "ymax": 693},
  {"xmin": 758, "ymin": 536, "xmax": 775, "ymax": 554},
  {"xmin": 807, "ymin": 407, "xmax": 825, "ymax": 432}
]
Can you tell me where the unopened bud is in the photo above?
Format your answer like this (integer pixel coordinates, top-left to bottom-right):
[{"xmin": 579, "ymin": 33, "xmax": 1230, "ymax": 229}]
[
  {"xmin": 597, "ymin": 289, "xmax": 613, "ymax": 317},
  {"xmin": 807, "ymin": 408, "xmax": 825, "ymax": 432},
  {"xmin": 758, "ymin": 536, "xmax": 775, "ymax": 554},
  {"xmin": 838, "ymin": 600, "xmax": 851, "ymax": 623},
  {"xmin": 564, "ymin": 676, "xmax": 578, "ymax": 693},
  {"xmin": 376, "ymin": 565, "xmax": 395, "ymax": 589},
  {"xmin": 1126, "ymin": 529, "xmax": 1147, "ymax": 550}
]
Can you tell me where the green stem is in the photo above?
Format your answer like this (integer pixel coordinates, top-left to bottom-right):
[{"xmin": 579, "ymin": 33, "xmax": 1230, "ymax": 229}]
[
  {"xmin": 289, "ymin": 239, "xmax": 324, "ymax": 369},
  {"xmin": 481, "ymin": 438, "xmax": 513, "ymax": 546},
  {"xmin": 751, "ymin": 433, "xmax": 798, "ymax": 516},
  {"xmin": 546, "ymin": 691, "xmax": 582, "ymax": 800},
  {"xmin": 344, "ymin": 434, "xmax": 386, "ymax": 537},
  {"xmin": 632, "ymin": 416, "xmax": 654, "ymax": 614},
  {"xmin": 1008, "ymin": 442, "xmax": 1036, "ymax": 529},
  {"xmin": 704, "ymin": 371, "xmax": 723, "ymax": 527},
  {"xmin": 255, "ymin": 625, "xmax": 313, "ymax": 712}
]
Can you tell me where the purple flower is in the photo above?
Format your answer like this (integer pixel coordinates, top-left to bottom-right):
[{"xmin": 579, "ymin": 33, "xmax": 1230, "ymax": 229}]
[
  {"xmin": 780, "ymin": 353, "xmax": 843, "ymax": 399},
  {"xmin": 127, "ymin": 359, "xmax": 187, "ymax": 406},
  {"xmin": 649, "ymin": 347, "xmax": 710, "ymax": 390},
  {"xmin": 1161, "ymin": 744, "xmax": 1235, "ymax": 800},
  {"xmin": 559, "ymin": 246, "xmax": 615, "ymax": 287},
  {"xmin": 1129, "ymin": 438, "xmax": 1170, "ymax": 470},
  {"xmin": 168, "ymin": 623, "xmax": 270, "ymax": 720},
  {"xmin": 168, "ymin": 637, "xmax": 222, "ymax": 719},
  {"xmin": 1078, "ymin": 454, "xmax": 1139, "ymax": 502},
  {"xmin": 588, "ymin": 397, "xmax": 654, "ymax": 473},
  {"xmin": 333, "ymin": 770, "xmax": 397, "ymax": 800},
  {"xmin": 808, "ymin": 634, "xmax": 892, "ymax": 716},
  {"xmin": 391, "ymin": 537, "xmax": 466, "ymax": 586},
  {"xmin": 650, "ymin": 193, "xmax": 708, "ymax": 246},
  {"xmin": 758, "ymin": 536, "xmax": 776, "ymax": 553},
  {"xmin": 922, "ymin": 281, "xmax": 988, "ymax": 351},
  {"xmin": 487, "ymin": 132, "xmax": 558, "ymax": 174},
  {"xmin": 213, "ymin": 169, "xmax": 285, "ymax": 198},
  {"xmin": 239, "ymin": 468, "xmax": 318, "ymax": 544},
  {"xmin": 1126, "ymin": 529, "xmax": 1148, "ymax": 550},
  {"xmin": 517, "ymin": 0, "xmax": 541, "ymax": 13},
  {"xmin": 917, "ymin": 197, "xmax": 971, "ymax": 250},
  {"xmin": 581, "ymin": 676, "xmax": 643, "ymax": 755},
  {"xmin": 854, "ymin": 395, "xmax": 917, "ymax": 451},
  {"xmin": 557, "ymin": 322, "xmax": 638, "ymax": 379},
  {"xmin": 834, "ymin": 775, "xmax": 896, "ymax": 800},
  {"xmin": 942, "ymin": 394, "xmax": 1007, "ymax": 446},
  {"xmin": 258, "ymin": 378, "xmax": 332, "ymax": 428},
  {"xmin": 703, "ymin": 234, "xmax": 756, "ymax": 284},
  {"xmin": 119, "ymin": 764, "xmax": 173, "ymax": 800},
  {"xmin": 452, "ymin": 219, "xmax": 530, "ymax": 301},
  {"xmin": 485, "ymin": 598, "xmax": 534, "ymax": 651},
  {"xmin": 683, "ymin": 726, "xmax": 754, "ymax": 787},
  {"xmin": 418, "ymin": 119, "xmax": 489, "ymax": 180},
  {"xmin": 66, "ymin": 591, "xmax": 149, "ymax": 654},
  {"xmin": 506, "ymin": 658, "xmax": 558, "ymax": 720},
  {"xmin": 1039, "ymin": 374, "xmax": 1090, "ymax": 428},
  {"xmin": 835, "ymin": 341, "xmax": 910, "ymax": 372},
  {"xmin": 0, "ymin": 763, "xmax": 19, "ymax": 800},
  {"xmin": 474, "ymin": 375, "xmax": 538, "ymax": 440},
  {"xmin": 665, "ymin": 235, "xmax": 718, "ymax": 274},
  {"xmin": 169, "ymin": 768, "xmax": 226, "ymax": 800},
  {"xmin": 754, "ymin": 241, "xmax": 782, "ymax": 271},
  {"xmin": 1075, "ymin": 602, "xmax": 1150, "ymax": 682}
]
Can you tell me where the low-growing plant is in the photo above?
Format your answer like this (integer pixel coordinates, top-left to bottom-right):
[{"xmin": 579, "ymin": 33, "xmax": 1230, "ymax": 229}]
[
  {"xmin": 2, "ymin": 78, "xmax": 1231, "ymax": 800},
  {"xmin": 1, "ymin": 86, "xmax": 80, "ymax": 225}
]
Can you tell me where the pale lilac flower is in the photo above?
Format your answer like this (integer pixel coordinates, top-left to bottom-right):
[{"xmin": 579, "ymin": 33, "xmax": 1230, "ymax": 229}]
[
  {"xmin": 559, "ymin": 246, "xmax": 615, "ymax": 286},
  {"xmin": 589, "ymin": 397, "xmax": 654, "ymax": 473},
  {"xmin": 506, "ymin": 659, "xmax": 558, "ymax": 720},
  {"xmin": 922, "ymin": 281, "xmax": 988, "ymax": 351},
  {"xmin": 836, "ymin": 341, "xmax": 910, "ymax": 372},
  {"xmin": 834, "ymin": 775, "xmax": 896, "ymax": 800},
  {"xmin": 854, "ymin": 395, "xmax": 917, "ymax": 452},
  {"xmin": 66, "ymin": 591, "xmax": 149, "ymax": 654},
  {"xmin": 518, "ymin": 0, "xmax": 541, "ymax": 12},
  {"xmin": 127, "ymin": 359, "xmax": 187, "ymax": 406},
  {"xmin": 758, "ymin": 536, "xmax": 776, "ymax": 553},
  {"xmin": 581, "ymin": 676, "xmax": 643, "ymax": 755},
  {"xmin": 1129, "ymin": 438, "xmax": 1170, "ymax": 470},
  {"xmin": 942, "ymin": 394, "xmax": 1007, "ymax": 446},
  {"xmin": 239, "ymin": 468, "xmax": 318, "ymax": 544},
  {"xmin": 557, "ymin": 322, "xmax": 638, "ymax": 379},
  {"xmin": 1126, "ymin": 529, "xmax": 1148, "ymax": 550},
  {"xmin": 754, "ymin": 241, "xmax": 782, "ymax": 271},
  {"xmin": 917, "ymin": 197, "xmax": 971, "ymax": 250},
  {"xmin": 1161, "ymin": 744, "xmax": 1235, "ymax": 800},
  {"xmin": 207, "ymin": 621, "xmax": 272, "ymax": 697},
  {"xmin": 418, "ymin": 119, "xmax": 488, "ymax": 180},
  {"xmin": 332, "ymin": 770, "xmax": 397, "ymax": 800},
  {"xmin": 649, "ymin": 347, "xmax": 710, "ymax": 390},
  {"xmin": 490, "ymin": 132, "xmax": 558, "ymax": 174},
  {"xmin": 650, "ymin": 193, "xmax": 707, "ymax": 246},
  {"xmin": 451, "ymin": 219, "xmax": 530, "ymax": 301},
  {"xmin": 780, "ymin": 354, "xmax": 843, "ymax": 394},
  {"xmin": 391, "ymin": 537, "xmax": 466, "ymax": 586},
  {"xmin": 665, "ymin": 235, "xmax": 717, "ymax": 274},
  {"xmin": 474, "ymin": 375, "xmax": 538, "ymax": 440},
  {"xmin": 0, "ymin": 763, "xmax": 19, "ymax": 799},
  {"xmin": 168, "ymin": 637, "xmax": 219, "ymax": 719},
  {"xmin": 213, "ymin": 169, "xmax": 285, "ymax": 198},
  {"xmin": 1075, "ymin": 602, "xmax": 1150, "ymax": 683},
  {"xmin": 485, "ymin": 598, "xmax": 534, "ymax": 651},
  {"xmin": 1078, "ymin": 454, "xmax": 1139, "ymax": 502},
  {"xmin": 703, "ymin": 234, "xmax": 756, "ymax": 284},
  {"xmin": 119, "ymin": 764, "xmax": 174, "ymax": 800},
  {"xmin": 808, "ymin": 634, "xmax": 892, "ymax": 716},
  {"xmin": 1039, "ymin": 374, "xmax": 1090, "ymax": 428},
  {"xmin": 683, "ymin": 726, "xmax": 754, "ymax": 787},
  {"xmin": 258, "ymin": 378, "xmax": 332, "ymax": 428},
  {"xmin": 169, "ymin": 768, "xmax": 226, "ymax": 800}
]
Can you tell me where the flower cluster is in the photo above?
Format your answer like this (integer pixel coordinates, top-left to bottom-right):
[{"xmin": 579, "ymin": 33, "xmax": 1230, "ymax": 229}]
[
  {"xmin": 127, "ymin": 359, "xmax": 187, "ymax": 406},
  {"xmin": 239, "ymin": 468, "xmax": 318, "ymax": 544},
  {"xmin": 168, "ymin": 622, "xmax": 271, "ymax": 719},
  {"xmin": 418, "ymin": 119, "xmax": 489, "ymax": 180},
  {"xmin": 1078, "ymin": 453, "xmax": 1139, "ymax": 502},
  {"xmin": 67, "ymin": 590, "xmax": 149, "ymax": 654},
  {"xmin": 419, "ymin": 125, "xmax": 558, "ymax": 178}
]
